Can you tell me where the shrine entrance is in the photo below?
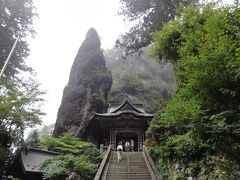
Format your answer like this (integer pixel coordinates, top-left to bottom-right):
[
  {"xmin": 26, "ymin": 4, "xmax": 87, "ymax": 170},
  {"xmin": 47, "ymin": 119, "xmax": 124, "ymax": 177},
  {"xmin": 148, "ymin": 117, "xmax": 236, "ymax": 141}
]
[
  {"xmin": 116, "ymin": 130, "xmax": 138, "ymax": 151},
  {"xmin": 89, "ymin": 99, "xmax": 154, "ymax": 151},
  {"xmin": 110, "ymin": 128, "xmax": 144, "ymax": 151}
]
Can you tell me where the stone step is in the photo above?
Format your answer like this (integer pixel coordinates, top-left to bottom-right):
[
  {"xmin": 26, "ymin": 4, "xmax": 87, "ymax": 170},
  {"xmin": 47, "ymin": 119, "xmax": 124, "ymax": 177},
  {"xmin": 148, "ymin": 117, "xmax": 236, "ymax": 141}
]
[
  {"xmin": 104, "ymin": 152, "xmax": 152, "ymax": 180},
  {"xmin": 107, "ymin": 172, "xmax": 150, "ymax": 176},
  {"xmin": 106, "ymin": 174, "xmax": 151, "ymax": 180},
  {"xmin": 106, "ymin": 174, "xmax": 152, "ymax": 177},
  {"xmin": 108, "ymin": 170, "xmax": 150, "ymax": 174},
  {"xmin": 106, "ymin": 178, "xmax": 152, "ymax": 180}
]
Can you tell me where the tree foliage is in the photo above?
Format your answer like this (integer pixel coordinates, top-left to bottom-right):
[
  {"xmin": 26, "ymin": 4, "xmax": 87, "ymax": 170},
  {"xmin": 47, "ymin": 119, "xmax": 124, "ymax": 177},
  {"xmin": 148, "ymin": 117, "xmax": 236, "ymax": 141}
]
[
  {"xmin": 117, "ymin": 0, "xmax": 198, "ymax": 55},
  {"xmin": 0, "ymin": 0, "xmax": 37, "ymax": 77},
  {"xmin": 148, "ymin": 2, "xmax": 240, "ymax": 179},
  {"xmin": 24, "ymin": 129, "xmax": 41, "ymax": 148},
  {"xmin": 38, "ymin": 123, "xmax": 55, "ymax": 138},
  {"xmin": 41, "ymin": 133, "xmax": 102, "ymax": 180},
  {"xmin": 0, "ymin": 77, "xmax": 44, "ymax": 176},
  {"xmin": 0, "ymin": 0, "xmax": 43, "ymax": 177}
]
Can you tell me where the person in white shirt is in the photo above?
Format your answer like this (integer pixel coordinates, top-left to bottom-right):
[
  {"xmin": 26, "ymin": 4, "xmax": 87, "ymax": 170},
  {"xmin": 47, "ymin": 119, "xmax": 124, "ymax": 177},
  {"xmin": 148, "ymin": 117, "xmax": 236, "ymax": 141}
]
[{"xmin": 117, "ymin": 142, "xmax": 123, "ymax": 162}]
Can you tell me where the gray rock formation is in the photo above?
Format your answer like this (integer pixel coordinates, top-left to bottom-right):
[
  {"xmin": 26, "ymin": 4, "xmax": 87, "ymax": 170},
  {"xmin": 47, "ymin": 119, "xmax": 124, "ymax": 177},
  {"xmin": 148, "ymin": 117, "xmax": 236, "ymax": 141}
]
[{"xmin": 53, "ymin": 28, "xmax": 112, "ymax": 139}]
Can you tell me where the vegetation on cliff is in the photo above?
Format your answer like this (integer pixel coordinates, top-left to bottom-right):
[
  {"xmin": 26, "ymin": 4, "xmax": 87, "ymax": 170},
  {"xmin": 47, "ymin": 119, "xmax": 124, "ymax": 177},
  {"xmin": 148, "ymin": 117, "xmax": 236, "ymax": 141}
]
[
  {"xmin": 105, "ymin": 47, "xmax": 176, "ymax": 112},
  {"xmin": 147, "ymin": 2, "xmax": 240, "ymax": 179}
]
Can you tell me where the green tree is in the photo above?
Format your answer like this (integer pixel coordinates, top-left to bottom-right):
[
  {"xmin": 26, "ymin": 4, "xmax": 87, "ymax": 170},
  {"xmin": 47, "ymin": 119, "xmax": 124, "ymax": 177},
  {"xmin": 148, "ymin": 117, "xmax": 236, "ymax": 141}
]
[
  {"xmin": 117, "ymin": 0, "xmax": 198, "ymax": 55},
  {"xmin": 25, "ymin": 129, "xmax": 41, "ymax": 148},
  {"xmin": 41, "ymin": 133, "xmax": 102, "ymax": 180},
  {"xmin": 39, "ymin": 123, "xmax": 55, "ymax": 138},
  {"xmin": 0, "ymin": 0, "xmax": 37, "ymax": 77},
  {"xmin": 0, "ymin": 77, "xmax": 44, "ymax": 176},
  {"xmin": 0, "ymin": 0, "xmax": 43, "ymax": 177},
  {"xmin": 148, "ymin": 2, "xmax": 240, "ymax": 179}
]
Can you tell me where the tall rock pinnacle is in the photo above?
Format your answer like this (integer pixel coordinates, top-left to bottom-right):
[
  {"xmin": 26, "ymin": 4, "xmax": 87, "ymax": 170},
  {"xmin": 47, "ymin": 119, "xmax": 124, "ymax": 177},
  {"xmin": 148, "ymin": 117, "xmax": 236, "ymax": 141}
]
[{"xmin": 52, "ymin": 28, "xmax": 112, "ymax": 140}]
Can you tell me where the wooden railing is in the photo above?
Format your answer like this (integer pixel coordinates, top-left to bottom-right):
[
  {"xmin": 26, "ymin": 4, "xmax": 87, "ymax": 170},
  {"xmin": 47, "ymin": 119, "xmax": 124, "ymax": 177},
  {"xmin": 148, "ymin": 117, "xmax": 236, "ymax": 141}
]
[
  {"xmin": 94, "ymin": 145, "xmax": 112, "ymax": 180},
  {"xmin": 142, "ymin": 145, "xmax": 163, "ymax": 180}
]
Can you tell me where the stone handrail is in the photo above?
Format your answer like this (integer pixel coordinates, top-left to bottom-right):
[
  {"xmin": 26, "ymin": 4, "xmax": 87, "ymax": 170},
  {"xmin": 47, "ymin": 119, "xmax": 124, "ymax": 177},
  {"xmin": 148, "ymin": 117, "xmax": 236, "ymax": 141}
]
[
  {"xmin": 94, "ymin": 145, "xmax": 112, "ymax": 180},
  {"xmin": 142, "ymin": 145, "xmax": 163, "ymax": 180},
  {"xmin": 126, "ymin": 151, "xmax": 130, "ymax": 180}
]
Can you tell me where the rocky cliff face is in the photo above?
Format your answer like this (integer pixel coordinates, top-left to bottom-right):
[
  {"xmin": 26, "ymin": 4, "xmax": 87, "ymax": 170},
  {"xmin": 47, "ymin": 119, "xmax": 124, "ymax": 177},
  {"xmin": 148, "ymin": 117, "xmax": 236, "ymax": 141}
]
[{"xmin": 53, "ymin": 28, "xmax": 112, "ymax": 139}]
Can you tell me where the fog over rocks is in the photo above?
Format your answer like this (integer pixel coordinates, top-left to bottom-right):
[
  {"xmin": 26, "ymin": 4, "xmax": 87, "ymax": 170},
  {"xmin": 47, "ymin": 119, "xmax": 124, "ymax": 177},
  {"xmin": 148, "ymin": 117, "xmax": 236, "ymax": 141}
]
[{"xmin": 105, "ymin": 47, "xmax": 177, "ymax": 112}]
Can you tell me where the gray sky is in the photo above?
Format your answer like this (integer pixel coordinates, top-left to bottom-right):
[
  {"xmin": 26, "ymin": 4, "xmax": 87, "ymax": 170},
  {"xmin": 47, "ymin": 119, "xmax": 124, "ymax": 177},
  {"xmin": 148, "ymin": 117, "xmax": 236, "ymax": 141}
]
[{"xmin": 27, "ymin": 0, "xmax": 234, "ymax": 126}]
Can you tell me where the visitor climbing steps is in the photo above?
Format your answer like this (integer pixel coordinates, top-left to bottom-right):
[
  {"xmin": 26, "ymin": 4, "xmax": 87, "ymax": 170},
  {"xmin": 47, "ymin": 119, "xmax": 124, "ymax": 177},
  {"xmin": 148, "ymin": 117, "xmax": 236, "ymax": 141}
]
[{"xmin": 104, "ymin": 152, "xmax": 152, "ymax": 180}]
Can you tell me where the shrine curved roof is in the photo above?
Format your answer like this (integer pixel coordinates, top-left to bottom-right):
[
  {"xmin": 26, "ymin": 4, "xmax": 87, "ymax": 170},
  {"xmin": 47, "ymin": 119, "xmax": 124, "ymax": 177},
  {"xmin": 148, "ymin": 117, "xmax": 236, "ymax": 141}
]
[{"xmin": 94, "ymin": 99, "xmax": 154, "ymax": 118}]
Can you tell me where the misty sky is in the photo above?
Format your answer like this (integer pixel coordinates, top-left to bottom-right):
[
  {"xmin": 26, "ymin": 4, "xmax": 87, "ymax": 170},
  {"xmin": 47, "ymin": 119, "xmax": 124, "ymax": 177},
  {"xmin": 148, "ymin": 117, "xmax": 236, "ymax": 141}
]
[{"xmin": 27, "ymin": 0, "xmax": 234, "ymax": 126}]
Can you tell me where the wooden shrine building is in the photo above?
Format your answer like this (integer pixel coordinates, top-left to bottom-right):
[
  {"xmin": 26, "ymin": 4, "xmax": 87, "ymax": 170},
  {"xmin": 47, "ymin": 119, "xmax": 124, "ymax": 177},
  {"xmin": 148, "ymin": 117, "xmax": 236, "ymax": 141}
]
[{"xmin": 89, "ymin": 99, "xmax": 154, "ymax": 151}]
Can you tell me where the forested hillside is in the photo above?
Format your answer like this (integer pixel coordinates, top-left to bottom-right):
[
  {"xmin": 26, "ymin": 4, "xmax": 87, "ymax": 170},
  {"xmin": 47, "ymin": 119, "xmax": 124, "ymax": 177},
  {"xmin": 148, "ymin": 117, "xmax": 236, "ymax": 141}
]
[{"xmin": 104, "ymin": 47, "xmax": 177, "ymax": 112}]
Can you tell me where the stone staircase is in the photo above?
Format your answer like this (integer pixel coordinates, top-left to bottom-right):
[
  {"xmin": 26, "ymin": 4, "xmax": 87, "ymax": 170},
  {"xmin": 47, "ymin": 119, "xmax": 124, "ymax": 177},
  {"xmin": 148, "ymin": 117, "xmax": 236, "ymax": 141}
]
[{"xmin": 104, "ymin": 152, "xmax": 152, "ymax": 180}]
